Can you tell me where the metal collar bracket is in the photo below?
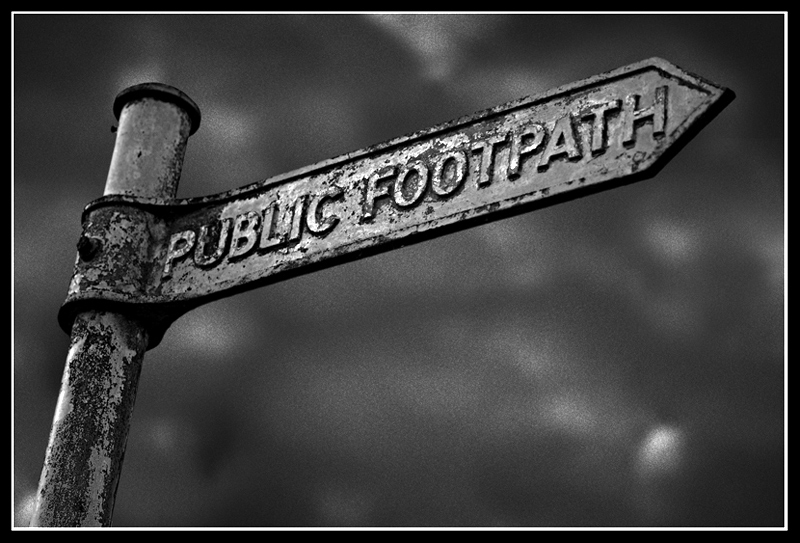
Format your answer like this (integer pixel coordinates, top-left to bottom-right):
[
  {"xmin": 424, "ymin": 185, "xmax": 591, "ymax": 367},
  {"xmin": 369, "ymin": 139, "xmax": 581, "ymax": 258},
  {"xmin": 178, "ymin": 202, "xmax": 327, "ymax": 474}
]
[{"xmin": 59, "ymin": 196, "xmax": 189, "ymax": 349}]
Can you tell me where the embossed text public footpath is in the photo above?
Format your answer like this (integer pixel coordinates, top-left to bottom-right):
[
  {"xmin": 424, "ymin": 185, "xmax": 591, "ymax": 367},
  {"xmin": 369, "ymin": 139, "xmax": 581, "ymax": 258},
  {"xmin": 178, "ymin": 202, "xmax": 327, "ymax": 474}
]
[{"xmin": 61, "ymin": 58, "xmax": 733, "ymax": 341}]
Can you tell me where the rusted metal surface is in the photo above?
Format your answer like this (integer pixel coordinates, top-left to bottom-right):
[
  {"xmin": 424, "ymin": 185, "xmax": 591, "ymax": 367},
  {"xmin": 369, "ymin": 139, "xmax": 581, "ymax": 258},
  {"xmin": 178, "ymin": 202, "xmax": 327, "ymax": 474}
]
[
  {"xmin": 30, "ymin": 311, "xmax": 148, "ymax": 527},
  {"xmin": 31, "ymin": 83, "xmax": 200, "ymax": 526},
  {"xmin": 59, "ymin": 58, "xmax": 733, "ymax": 348}
]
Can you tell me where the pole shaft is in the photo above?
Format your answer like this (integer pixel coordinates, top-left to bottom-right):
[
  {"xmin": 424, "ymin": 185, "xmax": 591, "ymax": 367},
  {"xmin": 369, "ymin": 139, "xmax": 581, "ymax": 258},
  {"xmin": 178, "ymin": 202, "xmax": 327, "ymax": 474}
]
[
  {"xmin": 30, "ymin": 84, "xmax": 200, "ymax": 527},
  {"xmin": 105, "ymin": 84, "xmax": 199, "ymax": 199},
  {"xmin": 30, "ymin": 312, "xmax": 148, "ymax": 526}
]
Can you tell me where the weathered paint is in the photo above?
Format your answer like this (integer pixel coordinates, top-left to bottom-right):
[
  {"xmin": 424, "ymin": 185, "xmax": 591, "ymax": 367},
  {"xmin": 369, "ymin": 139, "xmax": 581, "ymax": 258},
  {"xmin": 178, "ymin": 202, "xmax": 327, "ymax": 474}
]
[
  {"xmin": 58, "ymin": 58, "xmax": 734, "ymax": 349},
  {"xmin": 31, "ymin": 83, "xmax": 200, "ymax": 527},
  {"xmin": 30, "ymin": 311, "xmax": 148, "ymax": 527},
  {"xmin": 105, "ymin": 83, "xmax": 200, "ymax": 199}
]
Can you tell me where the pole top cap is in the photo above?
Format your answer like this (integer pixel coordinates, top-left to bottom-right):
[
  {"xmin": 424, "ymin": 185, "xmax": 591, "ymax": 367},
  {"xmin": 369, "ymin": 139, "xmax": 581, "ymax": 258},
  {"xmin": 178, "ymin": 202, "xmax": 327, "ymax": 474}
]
[{"xmin": 113, "ymin": 82, "xmax": 202, "ymax": 135}]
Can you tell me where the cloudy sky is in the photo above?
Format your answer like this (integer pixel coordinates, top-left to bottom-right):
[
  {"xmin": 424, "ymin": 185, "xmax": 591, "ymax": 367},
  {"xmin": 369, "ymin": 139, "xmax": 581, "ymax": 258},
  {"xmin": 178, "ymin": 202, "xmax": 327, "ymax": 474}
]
[{"xmin": 13, "ymin": 13, "xmax": 785, "ymax": 528}]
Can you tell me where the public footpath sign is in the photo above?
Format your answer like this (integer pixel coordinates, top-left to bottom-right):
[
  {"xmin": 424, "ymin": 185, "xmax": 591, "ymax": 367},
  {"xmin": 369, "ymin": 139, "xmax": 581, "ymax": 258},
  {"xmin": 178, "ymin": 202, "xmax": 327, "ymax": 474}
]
[
  {"xmin": 35, "ymin": 57, "xmax": 733, "ymax": 526},
  {"xmin": 58, "ymin": 58, "xmax": 734, "ymax": 348}
]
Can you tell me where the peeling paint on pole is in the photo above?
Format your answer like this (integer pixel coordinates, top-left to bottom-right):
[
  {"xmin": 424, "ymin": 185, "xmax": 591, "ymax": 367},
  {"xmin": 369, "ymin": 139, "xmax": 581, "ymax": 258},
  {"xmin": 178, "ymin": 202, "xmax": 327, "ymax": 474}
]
[
  {"xmin": 30, "ymin": 312, "xmax": 148, "ymax": 526},
  {"xmin": 105, "ymin": 83, "xmax": 200, "ymax": 199},
  {"xmin": 30, "ymin": 84, "xmax": 200, "ymax": 527}
]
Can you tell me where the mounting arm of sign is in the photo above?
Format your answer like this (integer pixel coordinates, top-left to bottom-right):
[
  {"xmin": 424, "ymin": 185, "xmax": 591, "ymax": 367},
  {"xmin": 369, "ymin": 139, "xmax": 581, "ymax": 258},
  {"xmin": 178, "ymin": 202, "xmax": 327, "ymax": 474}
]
[{"xmin": 58, "ymin": 57, "xmax": 734, "ymax": 350}]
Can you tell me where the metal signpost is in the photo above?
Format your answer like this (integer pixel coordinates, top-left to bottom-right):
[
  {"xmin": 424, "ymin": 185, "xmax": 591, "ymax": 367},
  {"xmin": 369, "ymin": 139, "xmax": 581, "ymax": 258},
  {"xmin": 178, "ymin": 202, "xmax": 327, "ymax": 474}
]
[{"xmin": 31, "ymin": 57, "xmax": 733, "ymax": 526}]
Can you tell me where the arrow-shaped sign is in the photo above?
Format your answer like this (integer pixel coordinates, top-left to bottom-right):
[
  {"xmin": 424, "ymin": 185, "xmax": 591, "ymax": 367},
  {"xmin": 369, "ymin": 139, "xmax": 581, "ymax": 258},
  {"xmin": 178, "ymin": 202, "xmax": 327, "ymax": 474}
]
[{"xmin": 60, "ymin": 57, "xmax": 734, "ymax": 347}]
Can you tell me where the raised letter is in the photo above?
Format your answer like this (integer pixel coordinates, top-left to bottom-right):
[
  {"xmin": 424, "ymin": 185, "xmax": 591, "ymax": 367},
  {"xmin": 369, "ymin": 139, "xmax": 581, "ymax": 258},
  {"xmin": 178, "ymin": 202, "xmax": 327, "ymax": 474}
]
[
  {"xmin": 258, "ymin": 202, "xmax": 286, "ymax": 249},
  {"xmin": 393, "ymin": 162, "xmax": 429, "ymax": 207},
  {"xmin": 507, "ymin": 123, "xmax": 545, "ymax": 179},
  {"xmin": 307, "ymin": 186, "xmax": 344, "ymax": 235},
  {"xmin": 289, "ymin": 196, "xmax": 305, "ymax": 242},
  {"xmin": 431, "ymin": 150, "xmax": 467, "ymax": 197},
  {"xmin": 228, "ymin": 211, "xmax": 261, "ymax": 260},
  {"xmin": 537, "ymin": 115, "xmax": 581, "ymax": 171},
  {"xmin": 582, "ymin": 100, "xmax": 620, "ymax": 155},
  {"xmin": 259, "ymin": 202, "xmax": 286, "ymax": 250},
  {"xmin": 194, "ymin": 218, "xmax": 232, "ymax": 267},
  {"xmin": 471, "ymin": 133, "xmax": 507, "ymax": 188},
  {"xmin": 162, "ymin": 229, "xmax": 196, "ymax": 279},
  {"xmin": 622, "ymin": 86, "xmax": 667, "ymax": 146},
  {"xmin": 361, "ymin": 166, "xmax": 395, "ymax": 221}
]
